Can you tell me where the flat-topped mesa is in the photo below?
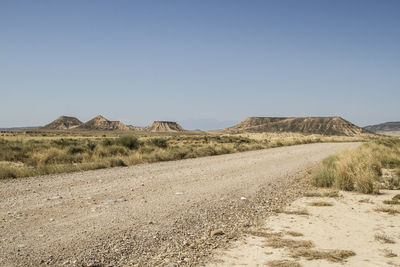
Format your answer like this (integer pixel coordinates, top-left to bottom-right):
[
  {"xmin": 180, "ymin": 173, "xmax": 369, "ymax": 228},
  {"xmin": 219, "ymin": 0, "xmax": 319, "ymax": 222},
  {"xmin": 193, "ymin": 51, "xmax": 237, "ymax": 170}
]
[
  {"xmin": 42, "ymin": 116, "xmax": 83, "ymax": 130},
  {"xmin": 226, "ymin": 116, "xmax": 367, "ymax": 136},
  {"xmin": 148, "ymin": 121, "xmax": 185, "ymax": 132},
  {"xmin": 78, "ymin": 115, "xmax": 130, "ymax": 131}
]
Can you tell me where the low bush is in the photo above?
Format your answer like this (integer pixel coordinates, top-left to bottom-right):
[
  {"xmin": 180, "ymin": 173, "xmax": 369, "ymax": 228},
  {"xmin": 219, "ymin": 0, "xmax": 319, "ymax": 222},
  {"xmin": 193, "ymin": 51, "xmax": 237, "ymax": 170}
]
[
  {"xmin": 117, "ymin": 135, "xmax": 141, "ymax": 150},
  {"xmin": 147, "ymin": 138, "xmax": 168, "ymax": 148}
]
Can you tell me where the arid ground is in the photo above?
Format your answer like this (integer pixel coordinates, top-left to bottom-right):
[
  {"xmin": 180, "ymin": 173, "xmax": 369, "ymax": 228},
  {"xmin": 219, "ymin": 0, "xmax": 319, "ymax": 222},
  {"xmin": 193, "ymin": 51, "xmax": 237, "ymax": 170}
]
[{"xmin": 0, "ymin": 142, "xmax": 359, "ymax": 266}]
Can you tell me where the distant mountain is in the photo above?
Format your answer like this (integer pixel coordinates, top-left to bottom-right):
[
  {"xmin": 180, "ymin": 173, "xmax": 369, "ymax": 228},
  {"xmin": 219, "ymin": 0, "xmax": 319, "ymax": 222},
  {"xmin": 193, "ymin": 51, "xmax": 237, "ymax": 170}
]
[
  {"xmin": 224, "ymin": 116, "xmax": 368, "ymax": 136},
  {"xmin": 147, "ymin": 121, "xmax": 185, "ymax": 132},
  {"xmin": 364, "ymin": 122, "xmax": 400, "ymax": 137},
  {"xmin": 364, "ymin": 122, "xmax": 400, "ymax": 132},
  {"xmin": 0, "ymin": 126, "xmax": 39, "ymax": 130},
  {"xmin": 42, "ymin": 116, "xmax": 83, "ymax": 130},
  {"xmin": 78, "ymin": 115, "xmax": 131, "ymax": 131}
]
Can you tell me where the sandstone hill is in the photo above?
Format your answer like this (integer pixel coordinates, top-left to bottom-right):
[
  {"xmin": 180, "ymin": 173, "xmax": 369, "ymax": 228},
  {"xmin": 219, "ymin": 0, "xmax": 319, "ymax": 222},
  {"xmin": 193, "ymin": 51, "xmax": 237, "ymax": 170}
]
[
  {"xmin": 78, "ymin": 115, "xmax": 131, "ymax": 131},
  {"xmin": 364, "ymin": 121, "xmax": 400, "ymax": 137},
  {"xmin": 225, "ymin": 117, "xmax": 367, "ymax": 136},
  {"xmin": 147, "ymin": 121, "xmax": 185, "ymax": 132},
  {"xmin": 42, "ymin": 116, "xmax": 83, "ymax": 130}
]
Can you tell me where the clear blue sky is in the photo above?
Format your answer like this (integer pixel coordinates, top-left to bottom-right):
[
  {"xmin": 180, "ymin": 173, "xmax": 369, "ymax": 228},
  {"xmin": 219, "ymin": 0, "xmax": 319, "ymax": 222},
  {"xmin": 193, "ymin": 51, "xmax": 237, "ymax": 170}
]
[{"xmin": 1, "ymin": 0, "xmax": 399, "ymax": 129}]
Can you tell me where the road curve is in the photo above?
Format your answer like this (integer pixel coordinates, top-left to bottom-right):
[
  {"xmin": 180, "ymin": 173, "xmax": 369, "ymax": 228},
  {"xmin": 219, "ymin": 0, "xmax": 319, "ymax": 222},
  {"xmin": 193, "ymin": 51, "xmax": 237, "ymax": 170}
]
[{"xmin": 0, "ymin": 142, "xmax": 360, "ymax": 266}]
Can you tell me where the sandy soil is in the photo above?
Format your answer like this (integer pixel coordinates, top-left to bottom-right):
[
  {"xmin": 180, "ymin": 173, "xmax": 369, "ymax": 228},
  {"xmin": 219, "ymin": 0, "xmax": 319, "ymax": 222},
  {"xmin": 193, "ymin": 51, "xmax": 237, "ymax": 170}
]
[
  {"xmin": 209, "ymin": 189, "xmax": 400, "ymax": 267},
  {"xmin": 0, "ymin": 142, "xmax": 359, "ymax": 266}
]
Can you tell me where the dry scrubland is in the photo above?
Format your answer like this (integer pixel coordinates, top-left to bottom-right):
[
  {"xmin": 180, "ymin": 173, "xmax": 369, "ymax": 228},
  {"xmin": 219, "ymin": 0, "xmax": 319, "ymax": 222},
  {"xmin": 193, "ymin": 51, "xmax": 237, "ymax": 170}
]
[
  {"xmin": 209, "ymin": 139, "xmax": 400, "ymax": 266},
  {"xmin": 312, "ymin": 138, "xmax": 400, "ymax": 194},
  {"xmin": 0, "ymin": 131, "xmax": 365, "ymax": 179}
]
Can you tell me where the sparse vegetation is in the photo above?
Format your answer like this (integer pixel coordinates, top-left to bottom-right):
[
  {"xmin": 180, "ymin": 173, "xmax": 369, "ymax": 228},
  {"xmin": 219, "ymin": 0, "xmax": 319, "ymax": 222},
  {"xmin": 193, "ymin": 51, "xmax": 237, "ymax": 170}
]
[
  {"xmin": 359, "ymin": 198, "xmax": 374, "ymax": 204},
  {"xmin": 264, "ymin": 236, "xmax": 314, "ymax": 249},
  {"xmin": 392, "ymin": 194, "xmax": 400, "ymax": 201},
  {"xmin": 312, "ymin": 138, "xmax": 400, "ymax": 194},
  {"xmin": 0, "ymin": 131, "xmax": 363, "ymax": 179},
  {"xmin": 374, "ymin": 207, "xmax": 400, "ymax": 215},
  {"xmin": 267, "ymin": 260, "xmax": 302, "ymax": 267},
  {"xmin": 275, "ymin": 209, "xmax": 309, "ymax": 216},
  {"xmin": 383, "ymin": 249, "xmax": 397, "ymax": 258},
  {"xmin": 383, "ymin": 200, "xmax": 400, "ymax": 205},
  {"xmin": 308, "ymin": 201, "xmax": 333, "ymax": 207},
  {"xmin": 374, "ymin": 233, "xmax": 396, "ymax": 244},
  {"xmin": 304, "ymin": 190, "xmax": 339, "ymax": 198},
  {"xmin": 290, "ymin": 248, "xmax": 355, "ymax": 262},
  {"xmin": 286, "ymin": 231, "xmax": 304, "ymax": 237}
]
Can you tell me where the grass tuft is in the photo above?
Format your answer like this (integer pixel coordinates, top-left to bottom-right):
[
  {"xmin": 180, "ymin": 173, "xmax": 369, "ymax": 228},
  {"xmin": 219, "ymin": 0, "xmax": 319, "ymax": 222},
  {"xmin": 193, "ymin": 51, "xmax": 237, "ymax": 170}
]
[
  {"xmin": 286, "ymin": 231, "xmax": 304, "ymax": 237},
  {"xmin": 276, "ymin": 209, "xmax": 309, "ymax": 216},
  {"xmin": 383, "ymin": 200, "xmax": 400, "ymax": 205},
  {"xmin": 308, "ymin": 201, "xmax": 333, "ymax": 207},
  {"xmin": 290, "ymin": 248, "xmax": 355, "ymax": 262},
  {"xmin": 267, "ymin": 260, "xmax": 302, "ymax": 267},
  {"xmin": 375, "ymin": 207, "xmax": 400, "ymax": 215},
  {"xmin": 264, "ymin": 237, "xmax": 314, "ymax": 249},
  {"xmin": 375, "ymin": 233, "xmax": 396, "ymax": 244}
]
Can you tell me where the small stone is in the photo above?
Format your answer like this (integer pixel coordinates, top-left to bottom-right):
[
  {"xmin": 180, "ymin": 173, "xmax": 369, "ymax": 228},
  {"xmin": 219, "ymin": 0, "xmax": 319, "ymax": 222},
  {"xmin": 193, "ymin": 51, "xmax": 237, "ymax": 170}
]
[
  {"xmin": 210, "ymin": 229, "xmax": 224, "ymax": 236},
  {"xmin": 175, "ymin": 192, "xmax": 184, "ymax": 195},
  {"xmin": 49, "ymin": 218, "xmax": 54, "ymax": 222},
  {"xmin": 103, "ymin": 200, "xmax": 116, "ymax": 205},
  {"xmin": 240, "ymin": 197, "xmax": 247, "ymax": 200}
]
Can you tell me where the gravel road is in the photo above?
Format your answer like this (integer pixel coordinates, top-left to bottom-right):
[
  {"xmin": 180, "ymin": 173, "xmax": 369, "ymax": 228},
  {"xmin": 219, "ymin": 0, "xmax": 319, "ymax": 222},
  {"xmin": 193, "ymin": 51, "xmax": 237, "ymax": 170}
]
[{"xmin": 0, "ymin": 142, "xmax": 360, "ymax": 266}]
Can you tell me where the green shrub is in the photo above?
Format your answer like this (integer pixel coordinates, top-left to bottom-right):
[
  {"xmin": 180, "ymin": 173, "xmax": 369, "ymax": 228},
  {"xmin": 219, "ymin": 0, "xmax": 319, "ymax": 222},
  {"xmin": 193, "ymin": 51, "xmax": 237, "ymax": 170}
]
[
  {"xmin": 102, "ymin": 138, "xmax": 114, "ymax": 146},
  {"xmin": 147, "ymin": 138, "xmax": 168, "ymax": 148},
  {"xmin": 117, "ymin": 136, "xmax": 140, "ymax": 150},
  {"xmin": 87, "ymin": 141, "xmax": 96, "ymax": 151},
  {"xmin": 68, "ymin": 146, "xmax": 86, "ymax": 154}
]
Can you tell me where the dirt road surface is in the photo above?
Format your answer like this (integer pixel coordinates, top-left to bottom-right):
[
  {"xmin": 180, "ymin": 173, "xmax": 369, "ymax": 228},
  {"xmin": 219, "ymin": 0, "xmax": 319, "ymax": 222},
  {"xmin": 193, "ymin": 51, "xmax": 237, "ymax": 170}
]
[{"xmin": 0, "ymin": 142, "xmax": 360, "ymax": 266}]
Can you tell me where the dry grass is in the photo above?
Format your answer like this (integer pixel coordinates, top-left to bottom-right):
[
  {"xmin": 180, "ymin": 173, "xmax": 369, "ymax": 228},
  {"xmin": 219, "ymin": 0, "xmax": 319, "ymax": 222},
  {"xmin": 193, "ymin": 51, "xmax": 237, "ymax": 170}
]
[
  {"xmin": 374, "ymin": 207, "xmax": 400, "ymax": 215},
  {"xmin": 0, "ymin": 132, "xmax": 364, "ymax": 179},
  {"xmin": 267, "ymin": 260, "xmax": 302, "ymax": 267},
  {"xmin": 312, "ymin": 138, "xmax": 400, "ymax": 194},
  {"xmin": 275, "ymin": 209, "xmax": 309, "ymax": 216},
  {"xmin": 375, "ymin": 233, "xmax": 396, "ymax": 244},
  {"xmin": 383, "ymin": 200, "xmax": 400, "ymax": 205},
  {"xmin": 359, "ymin": 198, "xmax": 374, "ymax": 203},
  {"xmin": 308, "ymin": 201, "xmax": 333, "ymax": 207},
  {"xmin": 392, "ymin": 194, "xmax": 400, "ymax": 201},
  {"xmin": 323, "ymin": 190, "xmax": 340, "ymax": 197},
  {"xmin": 304, "ymin": 192, "xmax": 322, "ymax": 197},
  {"xmin": 286, "ymin": 231, "xmax": 304, "ymax": 237},
  {"xmin": 383, "ymin": 249, "xmax": 398, "ymax": 258},
  {"xmin": 290, "ymin": 248, "xmax": 355, "ymax": 262},
  {"xmin": 264, "ymin": 236, "xmax": 314, "ymax": 249}
]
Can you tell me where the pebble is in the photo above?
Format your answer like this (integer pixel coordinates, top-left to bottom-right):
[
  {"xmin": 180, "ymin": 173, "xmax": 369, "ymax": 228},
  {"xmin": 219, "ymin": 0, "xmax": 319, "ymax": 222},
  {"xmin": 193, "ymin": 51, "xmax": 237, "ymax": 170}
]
[
  {"xmin": 210, "ymin": 229, "xmax": 224, "ymax": 236},
  {"xmin": 103, "ymin": 200, "xmax": 116, "ymax": 205}
]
